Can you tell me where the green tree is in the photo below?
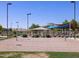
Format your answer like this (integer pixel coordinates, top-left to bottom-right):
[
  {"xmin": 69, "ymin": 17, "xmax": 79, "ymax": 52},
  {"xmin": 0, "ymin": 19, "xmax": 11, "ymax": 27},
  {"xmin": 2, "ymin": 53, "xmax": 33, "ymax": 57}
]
[
  {"xmin": 13, "ymin": 30, "xmax": 16, "ymax": 34},
  {"xmin": 29, "ymin": 24, "xmax": 40, "ymax": 29},
  {"xmin": 9, "ymin": 28, "xmax": 12, "ymax": 31},
  {"xmin": 70, "ymin": 19, "xmax": 78, "ymax": 31},
  {"xmin": 0, "ymin": 25, "xmax": 3, "ymax": 33},
  {"xmin": 63, "ymin": 20, "xmax": 69, "ymax": 24},
  {"xmin": 78, "ymin": 22, "xmax": 79, "ymax": 27}
]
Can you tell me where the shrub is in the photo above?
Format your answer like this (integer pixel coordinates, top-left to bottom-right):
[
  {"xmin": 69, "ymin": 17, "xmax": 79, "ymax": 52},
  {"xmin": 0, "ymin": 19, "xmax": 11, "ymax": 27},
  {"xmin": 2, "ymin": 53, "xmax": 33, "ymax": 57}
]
[
  {"xmin": 22, "ymin": 34, "xmax": 27, "ymax": 37},
  {"xmin": 46, "ymin": 35, "xmax": 51, "ymax": 38}
]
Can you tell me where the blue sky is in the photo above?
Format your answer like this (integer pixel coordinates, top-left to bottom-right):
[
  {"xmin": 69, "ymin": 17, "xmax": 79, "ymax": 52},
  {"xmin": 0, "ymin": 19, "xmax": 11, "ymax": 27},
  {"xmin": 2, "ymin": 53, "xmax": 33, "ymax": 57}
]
[{"xmin": 0, "ymin": 1, "xmax": 79, "ymax": 29}]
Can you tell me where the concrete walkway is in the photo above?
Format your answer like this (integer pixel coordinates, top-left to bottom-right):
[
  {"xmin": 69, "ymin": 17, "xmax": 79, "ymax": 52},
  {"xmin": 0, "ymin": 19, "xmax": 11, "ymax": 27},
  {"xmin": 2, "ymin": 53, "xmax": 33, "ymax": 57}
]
[{"xmin": 0, "ymin": 37, "xmax": 79, "ymax": 52}]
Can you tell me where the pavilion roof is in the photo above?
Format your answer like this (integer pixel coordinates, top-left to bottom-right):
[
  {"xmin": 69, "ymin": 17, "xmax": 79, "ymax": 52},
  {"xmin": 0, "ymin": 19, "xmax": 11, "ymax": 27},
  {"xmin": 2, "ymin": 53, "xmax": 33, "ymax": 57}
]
[{"xmin": 29, "ymin": 27, "xmax": 49, "ymax": 31}]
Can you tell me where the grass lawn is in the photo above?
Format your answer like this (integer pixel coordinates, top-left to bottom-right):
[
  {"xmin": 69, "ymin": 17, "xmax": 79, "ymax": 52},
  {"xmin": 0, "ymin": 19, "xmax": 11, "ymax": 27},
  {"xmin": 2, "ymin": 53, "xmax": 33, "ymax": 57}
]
[
  {"xmin": 47, "ymin": 52, "xmax": 79, "ymax": 58},
  {"xmin": 0, "ymin": 52, "xmax": 79, "ymax": 58}
]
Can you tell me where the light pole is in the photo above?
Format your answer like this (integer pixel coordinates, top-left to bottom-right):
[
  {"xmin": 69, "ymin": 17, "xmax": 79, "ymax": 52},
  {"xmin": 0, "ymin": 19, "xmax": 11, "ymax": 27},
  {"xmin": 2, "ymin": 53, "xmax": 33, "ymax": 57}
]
[
  {"xmin": 16, "ymin": 21, "xmax": 22, "ymax": 46},
  {"xmin": 27, "ymin": 13, "xmax": 31, "ymax": 37},
  {"xmin": 71, "ymin": 1, "xmax": 76, "ymax": 39},
  {"xmin": 16, "ymin": 22, "xmax": 22, "ymax": 46},
  {"xmin": 27, "ymin": 13, "xmax": 31, "ymax": 29},
  {"xmin": 71, "ymin": 1, "xmax": 76, "ymax": 20},
  {"xmin": 6, "ymin": 3, "xmax": 12, "ymax": 38},
  {"xmin": 16, "ymin": 21, "xmax": 19, "ymax": 41}
]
